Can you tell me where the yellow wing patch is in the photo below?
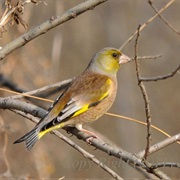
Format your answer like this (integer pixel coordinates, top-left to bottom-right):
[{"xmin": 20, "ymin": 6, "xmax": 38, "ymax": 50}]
[
  {"xmin": 71, "ymin": 78, "xmax": 111, "ymax": 118},
  {"xmin": 71, "ymin": 92, "xmax": 109, "ymax": 118},
  {"xmin": 38, "ymin": 123, "xmax": 65, "ymax": 139},
  {"xmin": 72, "ymin": 104, "xmax": 89, "ymax": 117}
]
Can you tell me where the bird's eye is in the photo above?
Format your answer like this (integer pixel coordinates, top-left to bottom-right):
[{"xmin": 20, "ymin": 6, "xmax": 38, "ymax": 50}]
[{"xmin": 112, "ymin": 53, "xmax": 118, "ymax": 58}]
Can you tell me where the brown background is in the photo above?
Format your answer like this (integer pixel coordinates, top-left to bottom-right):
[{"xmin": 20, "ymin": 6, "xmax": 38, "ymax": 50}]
[{"xmin": 0, "ymin": 0, "xmax": 180, "ymax": 178}]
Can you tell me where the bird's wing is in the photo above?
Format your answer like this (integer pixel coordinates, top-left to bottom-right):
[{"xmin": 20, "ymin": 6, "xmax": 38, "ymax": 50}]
[
  {"xmin": 55, "ymin": 90, "xmax": 109, "ymax": 123},
  {"xmin": 39, "ymin": 74, "xmax": 112, "ymax": 130}
]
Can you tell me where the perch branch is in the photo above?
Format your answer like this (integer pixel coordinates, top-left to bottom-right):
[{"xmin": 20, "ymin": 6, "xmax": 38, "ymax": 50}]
[
  {"xmin": 0, "ymin": 98, "xmax": 170, "ymax": 179},
  {"xmin": 10, "ymin": 109, "xmax": 123, "ymax": 179}
]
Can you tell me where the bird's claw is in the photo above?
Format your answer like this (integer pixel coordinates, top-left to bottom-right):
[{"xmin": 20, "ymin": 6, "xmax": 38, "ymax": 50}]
[{"xmin": 86, "ymin": 135, "xmax": 98, "ymax": 145}]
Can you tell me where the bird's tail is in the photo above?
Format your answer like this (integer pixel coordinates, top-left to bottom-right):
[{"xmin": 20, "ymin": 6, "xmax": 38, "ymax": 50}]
[{"xmin": 14, "ymin": 127, "xmax": 40, "ymax": 151}]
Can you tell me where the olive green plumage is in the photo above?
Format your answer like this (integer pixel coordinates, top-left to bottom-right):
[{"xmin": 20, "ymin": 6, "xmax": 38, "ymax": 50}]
[{"xmin": 14, "ymin": 47, "xmax": 131, "ymax": 151}]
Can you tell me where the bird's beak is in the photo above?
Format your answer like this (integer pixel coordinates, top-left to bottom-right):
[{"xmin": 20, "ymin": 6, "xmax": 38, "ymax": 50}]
[{"xmin": 119, "ymin": 53, "xmax": 131, "ymax": 64}]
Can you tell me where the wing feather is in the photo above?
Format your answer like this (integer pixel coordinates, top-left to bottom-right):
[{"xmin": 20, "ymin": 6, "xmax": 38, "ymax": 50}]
[{"xmin": 38, "ymin": 73, "xmax": 112, "ymax": 130}]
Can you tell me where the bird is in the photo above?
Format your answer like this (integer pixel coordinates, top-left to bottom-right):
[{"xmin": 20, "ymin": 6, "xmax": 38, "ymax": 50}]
[{"xmin": 14, "ymin": 47, "xmax": 131, "ymax": 151}]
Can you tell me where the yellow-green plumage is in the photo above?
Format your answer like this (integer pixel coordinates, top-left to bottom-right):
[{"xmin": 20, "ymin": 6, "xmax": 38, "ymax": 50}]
[{"xmin": 14, "ymin": 47, "xmax": 131, "ymax": 151}]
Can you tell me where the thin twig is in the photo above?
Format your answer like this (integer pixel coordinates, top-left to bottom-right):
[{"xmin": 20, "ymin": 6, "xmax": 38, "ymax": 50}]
[
  {"xmin": 134, "ymin": 54, "xmax": 163, "ymax": 60},
  {"xmin": 2, "ymin": 78, "xmax": 73, "ymax": 100},
  {"xmin": 150, "ymin": 162, "xmax": 180, "ymax": 169},
  {"xmin": 142, "ymin": 161, "xmax": 170, "ymax": 180},
  {"xmin": 140, "ymin": 64, "xmax": 180, "ymax": 82},
  {"xmin": 0, "ymin": 0, "xmax": 108, "ymax": 61},
  {"xmin": 120, "ymin": 0, "xmax": 175, "ymax": 50},
  {"xmin": 149, "ymin": 0, "xmax": 180, "ymax": 35},
  {"xmin": 137, "ymin": 133, "xmax": 180, "ymax": 158},
  {"xmin": 134, "ymin": 25, "xmax": 152, "ymax": 159}
]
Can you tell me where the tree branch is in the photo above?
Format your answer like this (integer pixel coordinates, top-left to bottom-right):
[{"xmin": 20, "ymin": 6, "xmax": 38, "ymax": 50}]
[
  {"xmin": 138, "ymin": 133, "xmax": 180, "ymax": 158},
  {"xmin": 52, "ymin": 130, "xmax": 124, "ymax": 180},
  {"xmin": 120, "ymin": 0, "xmax": 175, "ymax": 50},
  {"xmin": 0, "ymin": 97, "xmax": 170, "ymax": 179},
  {"xmin": 0, "ymin": 77, "xmax": 73, "ymax": 100},
  {"xmin": 134, "ymin": 25, "xmax": 152, "ymax": 159},
  {"xmin": 135, "ymin": 54, "xmax": 163, "ymax": 60},
  {"xmin": 150, "ymin": 162, "xmax": 180, "ymax": 169},
  {"xmin": 10, "ymin": 108, "xmax": 123, "ymax": 179},
  {"xmin": 0, "ymin": 0, "xmax": 108, "ymax": 61},
  {"xmin": 149, "ymin": 0, "xmax": 180, "ymax": 35},
  {"xmin": 140, "ymin": 64, "xmax": 180, "ymax": 82}
]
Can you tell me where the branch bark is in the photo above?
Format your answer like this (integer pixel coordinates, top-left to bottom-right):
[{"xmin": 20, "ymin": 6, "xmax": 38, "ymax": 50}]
[
  {"xmin": 134, "ymin": 25, "xmax": 152, "ymax": 159},
  {"xmin": 0, "ymin": 97, "xmax": 170, "ymax": 179},
  {"xmin": 138, "ymin": 133, "xmax": 180, "ymax": 157},
  {"xmin": 0, "ymin": 0, "xmax": 108, "ymax": 61}
]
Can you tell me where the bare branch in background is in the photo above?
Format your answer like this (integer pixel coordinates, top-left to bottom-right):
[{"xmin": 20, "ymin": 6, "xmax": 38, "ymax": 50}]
[
  {"xmin": 138, "ymin": 133, "xmax": 180, "ymax": 157},
  {"xmin": 134, "ymin": 25, "xmax": 152, "ymax": 160},
  {"xmin": 140, "ymin": 64, "xmax": 180, "ymax": 82},
  {"xmin": 0, "ymin": 0, "xmax": 108, "ymax": 61},
  {"xmin": 149, "ymin": 0, "xmax": 180, "ymax": 36},
  {"xmin": 120, "ymin": 0, "xmax": 175, "ymax": 50},
  {"xmin": 0, "ymin": 74, "xmax": 73, "ymax": 99},
  {"xmin": 134, "ymin": 54, "xmax": 163, "ymax": 61},
  {"xmin": 150, "ymin": 162, "xmax": 180, "ymax": 169}
]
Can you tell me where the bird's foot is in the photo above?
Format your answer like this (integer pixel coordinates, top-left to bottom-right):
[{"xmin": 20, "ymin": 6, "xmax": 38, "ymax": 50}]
[
  {"xmin": 75, "ymin": 124, "xmax": 100, "ymax": 144},
  {"xmin": 86, "ymin": 134, "xmax": 98, "ymax": 144}
]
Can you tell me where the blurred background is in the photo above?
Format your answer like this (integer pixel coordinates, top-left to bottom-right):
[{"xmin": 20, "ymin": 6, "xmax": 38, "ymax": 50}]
[{"xmin": 0, "ymin": 0, "xmax": 180, "ymax": 178}]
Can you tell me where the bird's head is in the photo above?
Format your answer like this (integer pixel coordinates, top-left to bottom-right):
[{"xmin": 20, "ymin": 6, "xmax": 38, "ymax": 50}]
[{"xmin": 89, "ymin": 47, "xmax": 131, "ymax": 75}]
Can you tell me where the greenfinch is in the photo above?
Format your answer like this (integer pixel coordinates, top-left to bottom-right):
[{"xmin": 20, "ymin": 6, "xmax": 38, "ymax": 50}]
[{"xmin": 14, "ymin": 47, "xmax": 131, "ymax": 151}]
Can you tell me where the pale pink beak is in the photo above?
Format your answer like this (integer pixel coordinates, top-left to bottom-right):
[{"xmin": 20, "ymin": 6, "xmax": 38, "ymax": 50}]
[{"xmin": 119, "ymin": 53, "xmax": 131, "ymax": 64}]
